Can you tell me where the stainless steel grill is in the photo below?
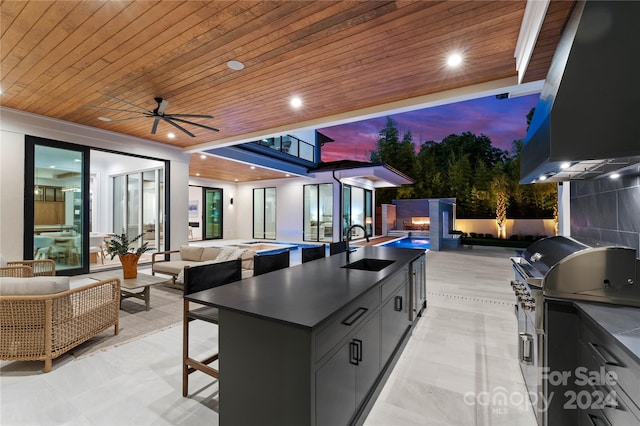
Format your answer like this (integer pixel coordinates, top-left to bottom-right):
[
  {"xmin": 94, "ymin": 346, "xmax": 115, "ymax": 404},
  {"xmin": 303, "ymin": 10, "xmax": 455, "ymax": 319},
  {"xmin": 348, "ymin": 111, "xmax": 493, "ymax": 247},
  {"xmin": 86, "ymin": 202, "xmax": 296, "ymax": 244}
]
[
  {"xmin": 509, "ymin": 236, "xmax": 639, "ymax": 426},
  {"xmin": 512, "ymin": 236, "xmax": 639, "ymax": 307}
]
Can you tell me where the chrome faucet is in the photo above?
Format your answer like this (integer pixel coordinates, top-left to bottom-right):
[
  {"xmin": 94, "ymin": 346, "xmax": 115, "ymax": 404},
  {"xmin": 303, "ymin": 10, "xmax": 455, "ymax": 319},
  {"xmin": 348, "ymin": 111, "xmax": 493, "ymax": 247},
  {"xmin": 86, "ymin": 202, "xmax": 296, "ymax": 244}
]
[{"xmin": 345, "ymin": 224, "xmax": 370, "ymax": 262}]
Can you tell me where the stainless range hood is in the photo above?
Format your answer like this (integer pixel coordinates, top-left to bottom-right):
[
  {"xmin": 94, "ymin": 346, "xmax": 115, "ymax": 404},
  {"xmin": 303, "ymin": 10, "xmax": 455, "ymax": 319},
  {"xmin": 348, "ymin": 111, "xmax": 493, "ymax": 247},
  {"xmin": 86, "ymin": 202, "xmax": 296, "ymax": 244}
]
[{"xmin": 521, "ymin": 0, "xmax": 640, "ymax": 183}]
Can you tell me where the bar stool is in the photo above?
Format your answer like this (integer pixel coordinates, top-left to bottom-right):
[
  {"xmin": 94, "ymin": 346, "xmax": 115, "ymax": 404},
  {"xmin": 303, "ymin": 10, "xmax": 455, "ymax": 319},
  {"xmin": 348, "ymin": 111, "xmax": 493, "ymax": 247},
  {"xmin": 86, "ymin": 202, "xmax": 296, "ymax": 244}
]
[
  {"xmin": 329, "ymin": 241, "xmax": 347, "ymax": 255},
  {"xmin": 253, "ymin": 250, "xmax": 290, "ymax": 276},
  {"xmin": 182, "ymin": 259, "xmax": 242, "ymax": 397},
  {"xmin": 301, "ymin": 244, "xmax": 326, "ymax": 263}
]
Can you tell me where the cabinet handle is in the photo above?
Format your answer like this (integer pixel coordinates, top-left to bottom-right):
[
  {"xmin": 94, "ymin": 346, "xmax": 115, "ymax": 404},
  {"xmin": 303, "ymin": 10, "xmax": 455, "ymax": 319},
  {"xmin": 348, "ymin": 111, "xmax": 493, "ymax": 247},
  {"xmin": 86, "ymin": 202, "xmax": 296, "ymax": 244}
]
[
  {"xmin": 341, "ymin": 307, "xmax": 368, "ymax": 326},
  {"xmin": 394, "ymin": 295, "xmax": 403, "ymax": 311},
  {"xmin": 519, "ymin": 332, "xmax": 533, "ymax": 365},
  {"xmin": 589, "ymin": 342, "xmax": 621, "ymax": 367},
  {"xmin": 354, "ymin": 339, "xmax": 363, "ymax": 362},
  {"xmin": 349, "ymin": 341, "xmax": 359, "ymax": 365}
]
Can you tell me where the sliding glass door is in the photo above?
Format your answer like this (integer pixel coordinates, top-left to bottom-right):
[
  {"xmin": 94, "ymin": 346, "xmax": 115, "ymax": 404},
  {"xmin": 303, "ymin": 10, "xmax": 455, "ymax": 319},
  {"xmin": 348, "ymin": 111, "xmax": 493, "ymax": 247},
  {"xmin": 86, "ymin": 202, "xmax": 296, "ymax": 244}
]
[
  {"xmin": 26, "ymin": 137, "xmax": 89, "ymax": 274},
  {"xmin": 113, "ymin": 167, "xmax": 165, "ymax": 252},
  {"xmin": 204, "ymin": 188, "xmax": 223, "ymax": 239},
  {"xmin": 342, "ymin": 185, "xmax": 372, "ymax": 239},
  {"xmin": 253, "ymin": 187, "xmax": 276, "ymax": 240},
  {"xmin": 303, "ymin": 184, "xmax": 333, "ymax": 242}
]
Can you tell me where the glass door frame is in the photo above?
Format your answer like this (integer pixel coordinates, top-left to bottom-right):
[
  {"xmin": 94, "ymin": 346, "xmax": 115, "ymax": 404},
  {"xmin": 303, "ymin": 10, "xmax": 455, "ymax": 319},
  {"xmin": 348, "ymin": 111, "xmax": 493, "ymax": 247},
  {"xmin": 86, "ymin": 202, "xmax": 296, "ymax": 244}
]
[
  {"xmin": 24, "ymin": 136, "xmax": 90, "ymax": 275},
  {"xmin": 253, "ymin": 187, "xmax": 276, "ymax": 240},
  {"xmin": 24, "ymin": 136, "xmax": 171, "ymax": 275},
  {"xmin": 203, "ymin": 187, "xmax": 223, "ymax": 240}
]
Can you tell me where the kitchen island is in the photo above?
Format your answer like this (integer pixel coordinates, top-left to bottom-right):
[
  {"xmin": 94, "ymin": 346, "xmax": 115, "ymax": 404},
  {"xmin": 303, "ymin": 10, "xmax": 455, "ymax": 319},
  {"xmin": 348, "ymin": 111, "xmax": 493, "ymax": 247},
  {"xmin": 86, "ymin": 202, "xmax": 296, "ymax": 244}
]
[{"xmin": 186, "ymin": 246, "xmax": 426, "ymax": 426}]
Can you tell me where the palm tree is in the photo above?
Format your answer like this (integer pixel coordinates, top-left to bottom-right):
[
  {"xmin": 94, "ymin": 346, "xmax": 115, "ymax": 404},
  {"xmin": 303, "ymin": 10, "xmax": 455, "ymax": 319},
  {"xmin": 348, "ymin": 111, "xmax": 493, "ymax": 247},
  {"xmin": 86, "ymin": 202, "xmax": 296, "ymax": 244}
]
[{"xmin": 491, "ymin": 165, "xmax": 510, "ymax": 239}]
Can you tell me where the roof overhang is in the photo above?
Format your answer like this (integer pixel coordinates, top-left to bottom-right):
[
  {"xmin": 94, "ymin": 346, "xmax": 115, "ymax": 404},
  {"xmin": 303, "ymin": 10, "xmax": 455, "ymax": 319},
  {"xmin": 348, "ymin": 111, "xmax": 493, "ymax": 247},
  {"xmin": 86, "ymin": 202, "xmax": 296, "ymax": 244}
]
[{"xmin": 315, "ymin": 164, "xmax": 414, "ymax": 188}]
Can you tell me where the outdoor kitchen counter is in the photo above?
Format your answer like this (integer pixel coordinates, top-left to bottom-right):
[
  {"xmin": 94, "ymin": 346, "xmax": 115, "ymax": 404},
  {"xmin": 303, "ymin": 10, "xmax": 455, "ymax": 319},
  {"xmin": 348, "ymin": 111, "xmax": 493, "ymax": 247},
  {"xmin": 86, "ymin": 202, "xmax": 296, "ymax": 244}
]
[
  {"xmin": 575, "ymin": 302, "xmax": 640, "ymax": 363},
  {"xmin": 186, "ymin": 245, "xmax": 424, "ymax": 329},
  {"xmin": 186, "ymin": 245, "xmax": 426, "ymax": 426}
]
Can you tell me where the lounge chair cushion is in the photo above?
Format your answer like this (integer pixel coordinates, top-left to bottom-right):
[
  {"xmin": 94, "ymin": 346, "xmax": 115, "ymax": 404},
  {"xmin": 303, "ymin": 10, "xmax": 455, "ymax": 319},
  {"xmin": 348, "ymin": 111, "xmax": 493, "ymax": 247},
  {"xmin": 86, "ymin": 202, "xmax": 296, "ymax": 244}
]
[{"xmin": 0, "ymin": 276, "xmax": 70, "ymax": 295}]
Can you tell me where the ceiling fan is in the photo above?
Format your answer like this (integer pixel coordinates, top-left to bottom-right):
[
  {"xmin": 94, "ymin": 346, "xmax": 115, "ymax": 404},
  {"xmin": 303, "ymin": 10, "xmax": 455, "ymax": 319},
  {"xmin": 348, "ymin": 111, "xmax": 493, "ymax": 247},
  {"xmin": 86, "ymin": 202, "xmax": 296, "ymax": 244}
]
[{"xmin": 87, "ymin": 95, "xmax": 219, "ymax": 137}]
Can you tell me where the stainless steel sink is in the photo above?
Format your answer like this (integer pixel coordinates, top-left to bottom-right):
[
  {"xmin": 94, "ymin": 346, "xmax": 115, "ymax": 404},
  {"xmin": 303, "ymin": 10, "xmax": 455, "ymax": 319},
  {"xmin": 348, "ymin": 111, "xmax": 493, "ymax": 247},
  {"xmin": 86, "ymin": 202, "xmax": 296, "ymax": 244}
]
[{"xmin": 342, "ymin": 258, "xmax": 395, "ymax": 271}]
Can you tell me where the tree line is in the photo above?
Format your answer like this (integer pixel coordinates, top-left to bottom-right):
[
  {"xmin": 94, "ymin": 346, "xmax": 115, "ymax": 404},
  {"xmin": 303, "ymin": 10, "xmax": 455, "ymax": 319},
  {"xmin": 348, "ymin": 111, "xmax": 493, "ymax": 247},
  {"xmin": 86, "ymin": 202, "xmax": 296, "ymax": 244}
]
[{"xmin": 370, "ymin": 116, "xmax": 557, "ymax": 221}]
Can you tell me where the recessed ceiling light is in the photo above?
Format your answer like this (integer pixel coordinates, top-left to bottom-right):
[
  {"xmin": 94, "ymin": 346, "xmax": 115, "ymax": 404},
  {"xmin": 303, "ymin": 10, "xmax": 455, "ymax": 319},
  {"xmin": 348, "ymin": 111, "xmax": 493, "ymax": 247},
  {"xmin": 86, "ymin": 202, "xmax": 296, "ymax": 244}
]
[
  {"xmin": 167, "ymin": 132, "xmax": 176, "ymax": 139},
  {"xmin": 285, "ymin": 174, "xmax": 290, "ymax": 177},
  {"xmin": 610, "ymin": 173, "xmax": 620, "ymax": 179},
  {"xmin": 446, "ymin": 53, "xmax": 463, "ymax": 68},
  {"xmin": 200, "ymin": 154, "xmax": 207, "ymax": 159},
  {"xmin": 250, "ymin": 166, "xmax": 255, "ymax": 170},
  {"xmin": 539, "ymin": 175, "xmax": 547, "ymax": 181},
  {"xmin": 227, "ymin": 60, "xmax": 245, "ymax": 71},
  {"xmin": 290, "ymin": 96, "xmax": 302, "ymax": 108},
  {"xmin": 195, "ymin": 173, "xmax": 200, "ymax": 177},
  {"xmin": 560, "ymin": 162, "xmax": 571, "ymax": 169},
  {"xmin": 49, "ymin": 165, "xmax": 56, "ymax": 168},
  {"xmin": 234, "ymin": 179, "xmax": 238, "ymax": 182},
  {"xmin": 98, "ymin": 116, "xmax": 112, "ymax": 122}
]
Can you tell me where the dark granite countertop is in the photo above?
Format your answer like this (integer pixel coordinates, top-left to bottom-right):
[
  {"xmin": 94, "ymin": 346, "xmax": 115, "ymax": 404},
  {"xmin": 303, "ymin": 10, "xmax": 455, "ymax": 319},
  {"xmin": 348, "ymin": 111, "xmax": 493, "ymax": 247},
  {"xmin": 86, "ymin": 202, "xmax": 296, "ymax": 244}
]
[
  {"xmin": 575, "ymin": 302, "xmax": 640, "ymax": 363},
  {"xmin": 186, "ymin": 246, "xmax": 424, "ymax": 329}
]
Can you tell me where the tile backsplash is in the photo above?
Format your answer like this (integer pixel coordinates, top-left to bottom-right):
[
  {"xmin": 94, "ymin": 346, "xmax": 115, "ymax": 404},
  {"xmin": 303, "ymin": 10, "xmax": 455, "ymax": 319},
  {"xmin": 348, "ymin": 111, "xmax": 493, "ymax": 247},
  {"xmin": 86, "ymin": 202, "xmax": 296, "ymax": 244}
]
[{"xmin": 570, "ymin": 176, "xmax": 640, "ymax": 254}]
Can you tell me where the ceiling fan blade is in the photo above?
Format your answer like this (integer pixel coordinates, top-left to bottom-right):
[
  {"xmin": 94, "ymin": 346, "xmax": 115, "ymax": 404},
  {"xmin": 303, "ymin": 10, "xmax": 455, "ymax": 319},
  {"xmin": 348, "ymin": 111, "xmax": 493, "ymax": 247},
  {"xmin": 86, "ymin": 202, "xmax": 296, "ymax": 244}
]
[
  {"xmin": 170, "ymin": 117, "xmax": 220, "ymax": 132},
  {"xmin": 103, "ymin": 115, "xmax": 153, "ymax": 123},
  {"xmin": 82, "ymin": 105, "xmax": 146, "ymax": 114},
  {"xmin": 151, "ymin": 117, "xmax": 161, "ymax": 134},
  {"xmin": 162, "ymin": 118, "xmax": 196, "ymax": 137},
  {"xmin": 104, "ymin": 94, "xmax": 153, "ymax": 114},
  {"xmin": 164, "ymin": 114, "xmax": 214, "ymax": 119}
]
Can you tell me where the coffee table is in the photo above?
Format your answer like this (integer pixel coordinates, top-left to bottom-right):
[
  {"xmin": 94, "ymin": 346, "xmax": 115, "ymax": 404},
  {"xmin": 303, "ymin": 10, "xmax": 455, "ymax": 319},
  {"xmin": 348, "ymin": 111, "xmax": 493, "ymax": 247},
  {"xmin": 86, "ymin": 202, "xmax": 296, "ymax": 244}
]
[{"xmin": 89, "ymin": 271, "xmax": 171, "ymax": 311}]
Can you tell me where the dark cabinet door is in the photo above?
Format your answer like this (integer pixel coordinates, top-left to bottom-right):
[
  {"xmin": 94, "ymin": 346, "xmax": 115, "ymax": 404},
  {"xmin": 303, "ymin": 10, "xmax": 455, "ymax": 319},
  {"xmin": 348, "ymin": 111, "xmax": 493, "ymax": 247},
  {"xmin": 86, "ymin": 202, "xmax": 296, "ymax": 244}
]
[
  {"xmin": 316, "ymin": 342, "xmax": 356, "ymax": 426},
  {"xmin": 381, "ymin": 284, "xmax": 410, "ymax": 363},
  {"xmin": 316, "ymin": 312, "xmax": 381, "ymax": 426},
  {"xmin": 355, "ymin": 311, "xmax": 381, "ymax": 408}
]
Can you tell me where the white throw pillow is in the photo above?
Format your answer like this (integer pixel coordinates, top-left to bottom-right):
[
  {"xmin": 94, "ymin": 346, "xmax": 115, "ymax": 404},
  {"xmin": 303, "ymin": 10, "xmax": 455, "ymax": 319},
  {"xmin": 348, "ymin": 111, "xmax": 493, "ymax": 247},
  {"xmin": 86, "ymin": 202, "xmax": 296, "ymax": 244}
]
[{"xmin": 215, "ymin": 247, "xmax": 246, "ymax": 262}]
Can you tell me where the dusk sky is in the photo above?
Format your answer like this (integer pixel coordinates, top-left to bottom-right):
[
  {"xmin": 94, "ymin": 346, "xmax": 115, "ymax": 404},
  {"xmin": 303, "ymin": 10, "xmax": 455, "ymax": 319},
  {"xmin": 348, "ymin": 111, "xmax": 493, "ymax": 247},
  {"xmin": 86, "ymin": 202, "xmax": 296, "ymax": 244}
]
[{"xmin": 318, "ymin": 93, "xmax": 540, "ymax": 163}]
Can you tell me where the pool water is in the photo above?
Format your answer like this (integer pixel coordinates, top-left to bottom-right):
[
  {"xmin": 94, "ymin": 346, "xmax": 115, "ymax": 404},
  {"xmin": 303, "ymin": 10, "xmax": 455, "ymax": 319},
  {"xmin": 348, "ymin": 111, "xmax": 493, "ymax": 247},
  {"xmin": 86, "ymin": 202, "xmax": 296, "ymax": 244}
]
[
  {"xmin": 382, "ymin": 237, "xmax": 430, "ymax": 250},
  {"xmin": 253, "ymin": 241, "xmax": 329, "ymax": 264}
]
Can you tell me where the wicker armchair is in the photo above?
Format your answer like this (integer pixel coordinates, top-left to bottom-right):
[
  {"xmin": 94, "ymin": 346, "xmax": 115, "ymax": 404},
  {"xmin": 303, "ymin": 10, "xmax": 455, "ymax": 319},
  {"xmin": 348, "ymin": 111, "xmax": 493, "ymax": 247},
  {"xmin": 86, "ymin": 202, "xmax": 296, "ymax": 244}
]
[
  {"xmin": 6, "ymin": 259, "xmax": 55, "ymax": 277},
  {"xmin": 0, "ymin": 266, "xmax": 34, "ymax": 278},
  {"xmin": 0, "ymin": 277, "xmax": 120, "ymax": 372}
]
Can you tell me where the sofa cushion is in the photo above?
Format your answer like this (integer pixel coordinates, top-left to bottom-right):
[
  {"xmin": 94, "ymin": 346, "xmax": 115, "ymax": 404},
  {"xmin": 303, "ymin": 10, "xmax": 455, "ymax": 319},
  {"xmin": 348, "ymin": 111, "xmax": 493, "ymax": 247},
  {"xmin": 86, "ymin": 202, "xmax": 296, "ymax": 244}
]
[
  {"xmin": 153, "ymin": 260, "xmax": 197, "ymax": 276},
  {"xmin": 240, "ymin": 250, "xmax": 256, "ymax": 270},
  {"xmin": 0, "ymin": 276, "xmax": 70, "ymax": 295},
  {"xmin": 180, "ymin": 245, "xmax": 204, "ymax": 262},
  {"xmin": 201, "ymin": 247, "xmax": 222, "ymax": 261}
]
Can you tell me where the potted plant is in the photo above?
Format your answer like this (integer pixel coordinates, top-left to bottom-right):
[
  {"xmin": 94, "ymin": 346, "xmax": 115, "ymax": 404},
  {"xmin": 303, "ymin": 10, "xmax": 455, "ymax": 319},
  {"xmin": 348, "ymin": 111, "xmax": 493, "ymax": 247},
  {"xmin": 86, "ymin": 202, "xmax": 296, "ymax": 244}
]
[{"xmin": 105, "ymin": 232, "xmax": 152, "ymax": 279}]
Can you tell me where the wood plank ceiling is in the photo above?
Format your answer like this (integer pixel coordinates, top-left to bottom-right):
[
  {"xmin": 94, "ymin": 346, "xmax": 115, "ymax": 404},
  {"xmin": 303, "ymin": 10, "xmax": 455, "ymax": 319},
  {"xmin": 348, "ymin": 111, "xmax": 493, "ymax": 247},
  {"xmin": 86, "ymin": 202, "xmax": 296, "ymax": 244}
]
[{"xmin": 1, "ymin": 1, "xmax": 573, "ymax": 181}]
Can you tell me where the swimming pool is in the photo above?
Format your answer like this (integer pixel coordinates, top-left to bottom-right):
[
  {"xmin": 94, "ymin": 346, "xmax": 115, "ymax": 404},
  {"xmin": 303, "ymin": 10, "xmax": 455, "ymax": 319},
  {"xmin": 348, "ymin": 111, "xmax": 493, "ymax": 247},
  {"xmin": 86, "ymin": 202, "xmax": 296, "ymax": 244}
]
[
  {"xmin": 381, "ymin": 237, "xmax": 430, "ymax": 250},
  {"xmin": 248, "ymin": 241, "xmax": 328, "ymax": 264}
]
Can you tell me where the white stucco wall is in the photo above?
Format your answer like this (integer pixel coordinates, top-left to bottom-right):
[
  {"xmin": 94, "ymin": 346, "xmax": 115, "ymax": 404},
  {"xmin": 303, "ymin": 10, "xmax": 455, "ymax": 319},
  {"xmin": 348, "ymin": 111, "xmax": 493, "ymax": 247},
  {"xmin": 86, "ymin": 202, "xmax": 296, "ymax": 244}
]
[
  {"xmin": 0, "ymin": 107, "xmax": 191, "ymax": 260},
  {"xmin": 188, "ymin": 178, "xmax": 239, "ymax": 240}
]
